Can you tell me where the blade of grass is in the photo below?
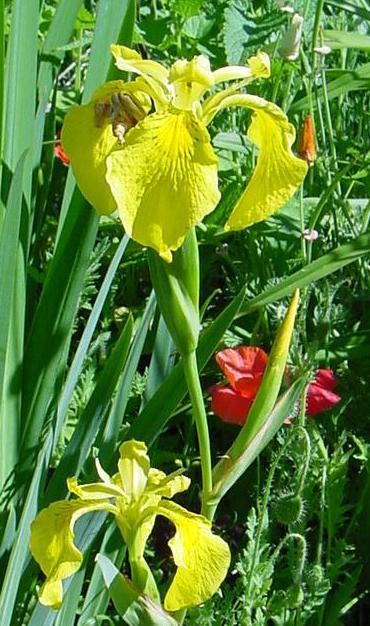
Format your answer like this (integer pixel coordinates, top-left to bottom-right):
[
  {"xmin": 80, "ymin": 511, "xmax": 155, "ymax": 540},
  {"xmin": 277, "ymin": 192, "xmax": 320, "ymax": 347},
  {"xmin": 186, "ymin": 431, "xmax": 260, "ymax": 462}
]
[
  {"xmin": 99, "ymin": 291, "xmax": 157, "ymax": 468},
  {"xmin": 45, "ymin": 315, "xmax": 134, "ymax": 502},
  {"xmin": 53, "ymin": 234, "xmax": 129, "ymax": 452},
  {"xmin": 0, "ymin": 0, "xmax": 4, "ymax": 165},
  {"xmin": 78, "ymin": 523, "xmax": 126, "ymax": 624},
  {"xmin": 0, "ymin": 152, "xmax": 26, "ymax": 490},
  {"xmin": 2, "ymin": 0, "xmax": 38, "ymax": 176},
  {"xmin": 142, "ymin": 315, "xmax": 175, "ymax": 405},
  {"xmin": 0, "ymin": 432, "xmax": 53, "ymax": 626},
  {"xmin": 290, "ymin": 62, "xmax": 370, "ymax": 113}
]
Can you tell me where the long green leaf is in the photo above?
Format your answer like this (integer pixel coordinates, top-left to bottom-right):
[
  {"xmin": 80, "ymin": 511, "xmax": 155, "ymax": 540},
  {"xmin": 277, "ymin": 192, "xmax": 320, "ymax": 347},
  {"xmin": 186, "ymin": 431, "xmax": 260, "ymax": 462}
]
[
  {"xmin": 99, "ymin": 292, "xmax": 157, "ymax": 467},
  {"xmin": 3, "ymin": 0, "xmax": 38, "ymax": 174},
  {"xmin": 212, "ymin": 377, "xmax": 307, "ymax": 503},
  {"xmin": 53, "ymin": 235, "xmax": 129, "ymax": 451},
  {"xmin": 323, "ymin": 29, "xmax": 370, "ymax": 50},
  {"xmin": 0, "ymin": 152, "xmax": 26, "ymax": 489},
  {"xmin": 290, "ymin": 63, "xmax": 370, "ymax": 112}
]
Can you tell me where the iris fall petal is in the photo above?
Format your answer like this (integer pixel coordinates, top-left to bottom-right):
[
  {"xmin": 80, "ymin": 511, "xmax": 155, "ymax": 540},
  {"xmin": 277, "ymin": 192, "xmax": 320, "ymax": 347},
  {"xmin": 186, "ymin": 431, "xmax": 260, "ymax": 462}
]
[
  {"xmin": 160, "ymin": 501, "xmax": 231, "ymax": 611},
  {"xmin": 106, "ymin": 111, "xmax": 220, "ymax": 261}
]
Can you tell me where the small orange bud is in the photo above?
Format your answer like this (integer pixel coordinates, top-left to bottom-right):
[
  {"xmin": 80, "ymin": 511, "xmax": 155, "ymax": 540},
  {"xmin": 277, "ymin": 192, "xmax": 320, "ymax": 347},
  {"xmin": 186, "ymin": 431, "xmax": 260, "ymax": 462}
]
[
  {"xmin": 54, "ymin": 142, "xmax": 70, "ymax": 165},
  {"xmin": 298, "ymin": 115, "xmax": 316, "ymax": 165}
]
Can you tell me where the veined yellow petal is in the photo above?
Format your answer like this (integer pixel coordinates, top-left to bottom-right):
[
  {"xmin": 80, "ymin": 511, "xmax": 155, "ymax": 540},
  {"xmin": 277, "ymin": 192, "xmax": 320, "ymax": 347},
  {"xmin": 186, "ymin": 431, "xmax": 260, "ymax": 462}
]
[
  {"xmin": 106, "ymin": 111, "xmax": 220, "ymax": 262},
  {"xmin": 211, "ymin": 94, "xmax": 308, "ymax": 230},
  {"xmin": 159, "ymin": 501, "xmax": 231, "ymax": 611},
  {"xmin": 30, "ymin": 500, "xmax": 114, "ymax": 608},
  {"xmin": 61, "ymin": 80, "xmax": 150, "ymax": 215},
  {"xmin": 61, "ymin": 101, "xmax": 116, "ymax": 215}
]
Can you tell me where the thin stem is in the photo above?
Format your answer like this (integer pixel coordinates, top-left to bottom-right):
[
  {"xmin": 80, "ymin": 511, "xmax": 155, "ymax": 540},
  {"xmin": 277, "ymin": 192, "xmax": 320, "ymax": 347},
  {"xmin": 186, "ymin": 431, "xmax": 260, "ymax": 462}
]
[{"xmin": 182, "ymin": 350, "xmax": 213, "ymax": 518}]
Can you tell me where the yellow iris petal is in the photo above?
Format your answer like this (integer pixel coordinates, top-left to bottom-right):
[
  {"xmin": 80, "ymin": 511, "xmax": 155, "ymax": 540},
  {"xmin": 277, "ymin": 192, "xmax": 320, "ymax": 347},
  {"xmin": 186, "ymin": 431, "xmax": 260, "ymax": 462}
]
[
  {"xmin": 30, "ymin": 500, "xmax": 112, "ymax": 608},
  {"xmin": 106, "ymin": 111, "xmax": 220, "ymax": 262},
  {"xmin": 213, "ymin": 51, "xmax": 270, "ymax": 84},
  {"xmin": 118, "ymin": 440, "xmax": 150, "ymax": 501},
  {"xmin": 61, "ymin": 80, "xmax": 150, "ymax": 215},
  {"xmin": 213, "ymin": 95, "xmax": 308, "ymax": 230},
  {"xmin": 147, "ymin": 467, "xmax": 191, "ymax": 498},
  {"xmin": 111, "ymin": 45, "xmax": 169, "ymax": 109},
  {"xmin": 111, "ymin": 45, "xmax": 169, "ymax": 84},
  {"xmin": 169, "ymin": 55, "xmax": 214, "ymax": 110},
  {"xmin": 159, "ymin": 501, "xmax": 231, "ymax": 611}
]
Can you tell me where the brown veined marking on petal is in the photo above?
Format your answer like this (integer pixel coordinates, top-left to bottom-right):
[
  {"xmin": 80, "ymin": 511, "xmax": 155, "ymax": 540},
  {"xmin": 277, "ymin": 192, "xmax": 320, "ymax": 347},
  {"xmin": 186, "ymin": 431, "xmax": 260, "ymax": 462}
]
[
  {"xmin": 94, "ymin": 100, "xmax": 112, "ymax": 128},
  {"xmin": 94, "ymin": 92, "xmax": 148, "ymax": 144},
  {"xmin": 298, "ymin": 115, "xmax": 316, "ymax": 165},
  {"xmin": 111, "ymin": 92, "xmax": 147, "ymax": 144}
]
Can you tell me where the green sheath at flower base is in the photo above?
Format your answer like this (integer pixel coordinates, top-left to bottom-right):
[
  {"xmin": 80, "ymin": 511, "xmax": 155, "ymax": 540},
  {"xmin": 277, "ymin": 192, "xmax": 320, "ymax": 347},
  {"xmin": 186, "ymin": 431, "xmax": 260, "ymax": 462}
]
[
  {"xmin": 148, "ymin": 229, "xmax": 200, "ymax": 355},
  {"xmin": 29, "ymin": 440, "xmax": 230, "ymax": 612},
  {"xmin": 61, "ymin": 45, "xmax": 307, "ymax": 261}
]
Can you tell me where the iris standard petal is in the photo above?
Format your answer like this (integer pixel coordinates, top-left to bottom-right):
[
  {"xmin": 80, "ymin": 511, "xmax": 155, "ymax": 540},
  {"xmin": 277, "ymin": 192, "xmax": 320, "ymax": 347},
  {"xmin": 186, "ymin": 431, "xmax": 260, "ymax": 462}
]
[
  {"xmin": 159, "ymin": 501, "xmax": 230, "ymax": 611},
  {"xmin": 111, "ymin": 45, "xmax": 170, "ymax": 109},
  {"xmin": 118, "ymin": 440, "xmax": 151, "ymax": 501},
  {"xmin": 106, "ymin": 111, "xmax": 220, "ymax": 261},
  {"xmin": 30, "ymin": 500, "xmax": 114, "ymax": 608},
  {"xmin": 223, "ymin": 95, "xmax": 308, "ymax": 230}
]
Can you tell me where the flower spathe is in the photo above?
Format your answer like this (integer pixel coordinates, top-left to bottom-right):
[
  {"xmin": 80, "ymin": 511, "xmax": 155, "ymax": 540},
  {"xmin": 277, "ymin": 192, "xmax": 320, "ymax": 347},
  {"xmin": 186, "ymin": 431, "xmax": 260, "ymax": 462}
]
[
  {"xmin": 30, "ymin": 440, "xmax": 230, "ymax": 612},
  {"xmin": 62, "ymin": 46, "xmax": 307, "ymax": 261}
]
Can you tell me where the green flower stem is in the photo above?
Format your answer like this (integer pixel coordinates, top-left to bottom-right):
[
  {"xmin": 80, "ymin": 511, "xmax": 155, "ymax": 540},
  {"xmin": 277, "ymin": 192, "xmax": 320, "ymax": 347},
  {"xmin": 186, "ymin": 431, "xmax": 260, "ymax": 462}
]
[{"xmin": 182, "ymin": 349, "xmax": 213, "ymax": 518}]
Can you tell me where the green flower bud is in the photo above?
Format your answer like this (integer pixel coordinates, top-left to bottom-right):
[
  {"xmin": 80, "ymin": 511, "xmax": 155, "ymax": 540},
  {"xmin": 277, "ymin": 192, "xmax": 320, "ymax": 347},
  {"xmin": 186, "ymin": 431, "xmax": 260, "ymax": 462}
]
[
  {"xmin": 148, "ymin": 229, "xmax": 200, "ymax": 356},
  {"xmin": 273, "ymin": 493, "xmax": 303, "ymax": 525}
]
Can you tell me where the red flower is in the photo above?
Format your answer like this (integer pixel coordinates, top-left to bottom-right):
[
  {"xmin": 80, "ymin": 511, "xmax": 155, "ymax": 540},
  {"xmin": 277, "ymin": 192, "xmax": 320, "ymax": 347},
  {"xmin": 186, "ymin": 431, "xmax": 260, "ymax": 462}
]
[
  {"xmin": 210, "ymin": 347, "xmax": 341, "ymax": 426},
  {"xmin": 306, "ymin": 369, "xmax": 341, "ymax": 416},
  {"xmin": 209, "ymin": 384, "xmax": 254, "ymax": 426},
  {"xmin": 210, "ymin": 347, "xmax": 268, "ymax": 425},
  {"xmin": 54, "ymin": 143, "xmax": 70, "ymax": 165}
]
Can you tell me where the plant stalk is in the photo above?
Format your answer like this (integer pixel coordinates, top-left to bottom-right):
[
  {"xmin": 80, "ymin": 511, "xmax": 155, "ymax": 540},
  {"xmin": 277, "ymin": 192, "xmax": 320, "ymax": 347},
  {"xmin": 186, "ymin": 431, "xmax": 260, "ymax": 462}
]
[{"xmin": 182, "ymin": 350, "xmax": 213, "ymax": 518}]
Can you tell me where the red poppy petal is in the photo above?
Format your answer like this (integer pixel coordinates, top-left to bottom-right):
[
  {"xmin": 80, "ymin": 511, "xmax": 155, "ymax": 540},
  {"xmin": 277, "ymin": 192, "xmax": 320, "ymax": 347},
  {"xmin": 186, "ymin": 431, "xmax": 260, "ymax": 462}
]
[
  {"xmin": 54, "ymin": 143, "xmax": 70, "ymax": 165},
  {"xmin": 209, "ymin": 384, "xmax": 253, "ymax": 426},
  {"xmin": 306, "ymin": 383, "xmax": 341, "ymax": 416},
  {"xmin": 315, "ymin": 369, "xmax": 338, "ymax": 390},
  {"xmin": 215, "ymin": 347, "xmax": 268, "ymax": 398}
]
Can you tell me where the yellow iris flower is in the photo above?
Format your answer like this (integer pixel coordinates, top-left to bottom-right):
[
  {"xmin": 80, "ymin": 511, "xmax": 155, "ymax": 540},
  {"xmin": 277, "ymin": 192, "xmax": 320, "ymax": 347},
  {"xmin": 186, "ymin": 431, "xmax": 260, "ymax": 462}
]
[
  {"xmin": 62, "ymin": 46, "xmax": 307, "ymax": 261},
  {"xmin": 30, "ymin": 440, "xmax": 230, "ymax": 612}
]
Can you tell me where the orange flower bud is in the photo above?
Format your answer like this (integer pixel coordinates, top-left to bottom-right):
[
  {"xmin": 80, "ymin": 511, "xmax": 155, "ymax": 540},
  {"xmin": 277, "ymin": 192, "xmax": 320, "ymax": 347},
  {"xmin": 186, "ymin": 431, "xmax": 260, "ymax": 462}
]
[{"xmin": 298, "ymin": 115, "xmax": 316, "ymax": 164}]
